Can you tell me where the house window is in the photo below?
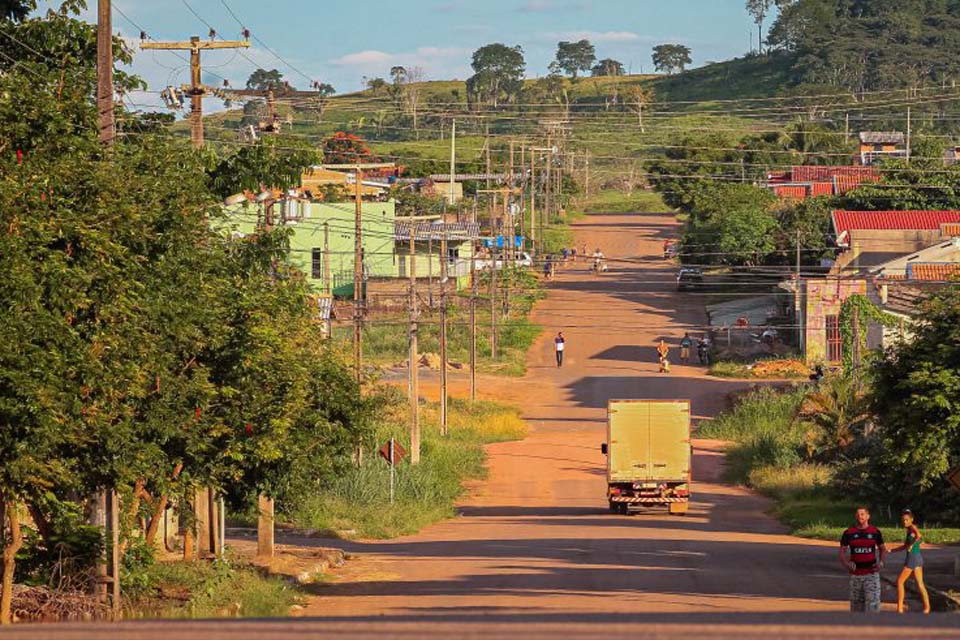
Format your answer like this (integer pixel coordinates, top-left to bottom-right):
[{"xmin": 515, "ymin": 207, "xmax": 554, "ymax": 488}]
[
  {"xmin": 311, "ymin": 249, "xmax": 323, "ymax": 280},
  {"xmin": 826, "ymin": 314, "xmax": 842, "ymax": 363}
]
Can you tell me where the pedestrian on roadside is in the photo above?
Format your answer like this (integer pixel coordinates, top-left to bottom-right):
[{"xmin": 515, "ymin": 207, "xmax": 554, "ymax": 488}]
[
  {"xmin": 680, "ymin": 333, "xmax": 693, "ymax": 363},
  {"xmin": 561, "ymin": 247, "xmax": 569, "ymax": 264},
  {"xmin": 554, "ymin": 331, "xmax": 565, "ymax": 367},
  {"xmin": 840, "ymin": 506, "xmax": 888, "ymax": 613},
  {"xmin": 571, "ymin": 247, "xmax": 578, "ymax": 262},
  {"xmin": 543, "ymin": 255, "xmax": 553, "ymax": 280},
  {"xmin": 891, "ymin": 509, "xmax": 931, "ymax": 614}
]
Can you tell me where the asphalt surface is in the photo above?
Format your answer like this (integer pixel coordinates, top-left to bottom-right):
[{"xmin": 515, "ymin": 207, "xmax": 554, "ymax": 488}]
[{"xmin": 7, "ymin": 212, "xmax": 956, "ymax": 639}]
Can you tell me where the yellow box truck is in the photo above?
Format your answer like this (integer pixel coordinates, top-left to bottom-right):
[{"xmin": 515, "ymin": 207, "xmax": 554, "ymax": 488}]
[{"xmin": 601, "ymin": 400, "xmax": 691, "ymax": 515}]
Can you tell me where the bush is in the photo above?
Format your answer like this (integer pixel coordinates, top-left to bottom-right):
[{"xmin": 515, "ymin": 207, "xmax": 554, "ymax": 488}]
[
  {"xmin": 748, "ymin": 464, "xmax": 832, "ymax": 499},
  {"xmin": 290, "ymin": 399, "xmax": 526, "ymax": 538}
]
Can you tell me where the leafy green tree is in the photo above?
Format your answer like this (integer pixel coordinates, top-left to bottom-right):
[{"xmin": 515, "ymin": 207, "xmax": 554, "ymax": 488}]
[
  {"xmin": 554, "ymin": 39, "xmax": 596, "ymax": 78},
  {"xmin": 466, "ymin": 43, "xmax": 526, "ymax": 107},
  {"xmin": 591, "ymin": 58, "xmax": 625, "ymax": 77},
  {"xmin": 246, "ymin": 68, "xmax": 292, "ymax": 94},
  {"xmin": 868, "ymin": 285, "xmax": 960, "ymax": 517},
  {"xmin": 208, "ymin": 136, "xmax": 319, "ymax": 198},
  {"xmin": 0, "ymin": 0, "xmax": 32, "ymax": 21},
  {"xmin": 681, "ymin": 184, "xmax": 779, "ymax": 266},
  {"xmin": 652, "ymin": 44, "xmax": 692, "ymax": 74}
]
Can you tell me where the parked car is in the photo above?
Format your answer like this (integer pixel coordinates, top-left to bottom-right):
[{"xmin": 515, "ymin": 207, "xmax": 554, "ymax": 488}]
[
  {"xmin": 475, "ymin": 252, "xmax": 534, "ymax": 271},
  {"xmin": 676, "ymin": 267, "xmax": 704, "ymax": 291}
]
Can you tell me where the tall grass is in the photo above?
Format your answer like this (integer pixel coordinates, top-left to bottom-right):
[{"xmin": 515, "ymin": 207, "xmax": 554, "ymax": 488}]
[
  {"xmin": 698, "ymin": 385, "xmax": 808, "ymax": 484},
  {"xmin": 291, "ymin": 399, "xmax": 527, "ymax": 538}
]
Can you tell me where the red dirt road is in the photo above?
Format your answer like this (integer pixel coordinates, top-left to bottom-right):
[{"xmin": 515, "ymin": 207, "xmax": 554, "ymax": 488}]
[{"xmin": 9, "ymin": 213, "xmax": 954, "ymax": 639}]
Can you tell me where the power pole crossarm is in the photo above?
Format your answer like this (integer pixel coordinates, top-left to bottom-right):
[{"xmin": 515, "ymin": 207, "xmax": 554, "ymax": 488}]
[{"xmin": 141, "ymin": 36, "xmax": 249, "ymax": 148}]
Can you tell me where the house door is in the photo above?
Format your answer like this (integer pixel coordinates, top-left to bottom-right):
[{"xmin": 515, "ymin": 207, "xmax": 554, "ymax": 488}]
[{"xmin": 826, "ymin": 315, "xmax": 842, "ymax": 363}]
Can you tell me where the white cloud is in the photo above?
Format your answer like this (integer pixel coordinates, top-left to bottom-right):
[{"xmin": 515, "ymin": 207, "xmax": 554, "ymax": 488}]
[
  {"xmin": 543, "ymin": 31, "xmax": 642, "ymax": 43},
  {"xmin": 330, "ymin": 46, "xmax": 472, "ymax": 81}
]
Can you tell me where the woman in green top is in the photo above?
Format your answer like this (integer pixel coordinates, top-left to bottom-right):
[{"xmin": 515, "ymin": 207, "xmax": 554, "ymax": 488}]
[{"xmin": 891, "ymin": 509, "xmax": 931, "ymax": 614}]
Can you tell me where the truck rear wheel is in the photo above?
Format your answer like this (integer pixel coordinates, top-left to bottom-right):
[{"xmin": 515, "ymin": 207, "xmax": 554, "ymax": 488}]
[{"xmin": 669, "ymin": 502, "xmax": 689, "ymax": 516}]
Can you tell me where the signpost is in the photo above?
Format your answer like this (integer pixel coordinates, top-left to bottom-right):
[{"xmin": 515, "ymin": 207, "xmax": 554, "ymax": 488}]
[{"xmin": 379, "ymin": 439, "xmax": 408, "ymax": 504}]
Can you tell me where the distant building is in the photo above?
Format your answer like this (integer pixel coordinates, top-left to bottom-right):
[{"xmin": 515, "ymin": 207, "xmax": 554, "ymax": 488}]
[
  {"xmin": 765, "ymin": 166, "xmax": 879, "ymax": 201},
  {"xmin": 858, "ymin": 131, "xmax": 907, "ymax": 165},
  {"xmin": 831, "ymin": 209, "xmax": 960, "ymax": 273}
]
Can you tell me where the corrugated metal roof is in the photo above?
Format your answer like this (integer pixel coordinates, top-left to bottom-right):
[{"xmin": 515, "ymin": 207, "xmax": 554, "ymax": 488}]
[
  {"xmin": 394, "ymin": 221, "xmax": 480, "ymax": 242},
  {"xmin": 859, "ymin": 131, "xmax": 905, "ymax": 144},
  {"xmin": 791, "ymin": 166, "xmax": 878, "ymax": 182},
  {"xmin": 833, "ymin": 210, "xmax": 960, "ymax": 238},
  {"xmin": 907, "ymin": 263, "xmax": 960, "ymax": 281}
]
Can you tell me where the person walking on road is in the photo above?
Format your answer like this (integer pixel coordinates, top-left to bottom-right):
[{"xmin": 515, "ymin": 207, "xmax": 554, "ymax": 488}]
[
  {"xmin": 840, "ymin": 506, "xmax": 887, "ymax": 613},
  {"xmin": 554, "ymin": 332, "xmax": 566, "ymax": 368},
  {"xmin": 680, "ymin": 333, "xmax": 693, "ymax": 363},
  {"xmin": 892, "ymin": 509, "xmax": 931, "ymax": 614}
]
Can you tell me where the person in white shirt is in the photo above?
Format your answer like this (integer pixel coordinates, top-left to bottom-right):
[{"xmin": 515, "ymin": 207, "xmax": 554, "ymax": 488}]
[{"xmin": 554, "ymin": 332, "xmax": 566, "ymax": 367}]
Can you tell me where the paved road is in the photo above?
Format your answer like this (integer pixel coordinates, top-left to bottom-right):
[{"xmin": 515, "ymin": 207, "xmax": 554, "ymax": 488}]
[{"xmin": 10, "ymin": 212, "xmax": 954, "ymax": 638}]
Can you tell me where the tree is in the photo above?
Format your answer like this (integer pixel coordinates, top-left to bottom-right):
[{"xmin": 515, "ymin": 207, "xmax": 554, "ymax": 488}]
[
  {"xmin": 868, "ymin": 286, "xmax": 960, "ymax": 515},
  {"xmin": 208, "ymin": 136, "xmax": 320, "ymax": 198},
  {"xmin": 365, "ymin": 77, "xmax": 388, "ymax": 94},
  {"xmin": 0, "ymin": 0, "xmax": 33, "ymax": 22},
  {"xmin": 625, "ymin": 85, "xmax": 654, "ymax": 132},
  {"xmin": 246, "ymin": 68, "xmax": 293, "ymax": 94},
  {"xmin": 681, "ymin": 184, "xmax": 779, "ymax": 266},
  {"xmin": 652, "ymin": 44, "xmax": 692, "ymax": 74},
  {"xmin": 322, "ymin": 131, "xmax": 375, "ymax": 164},
  {"xmin": 389, "ymin": 66, "xmax": 425, "ymax": 139},
  {"xmin": 466, "ymin": 43, "xmax": 525, "ymax": 108},
  {"xmin": 591, "ymin": 58, "xmax": 625, "ymax": 77},
  {"xmin": 746, "ymin": 0, "xmax": 775, "ymax": 53},
  {"xmin": 554, "ymin": 39, "xmax": 596, "ymax": 78}
]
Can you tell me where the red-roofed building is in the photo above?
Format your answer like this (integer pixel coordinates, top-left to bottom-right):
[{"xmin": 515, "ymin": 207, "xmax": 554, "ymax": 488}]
[
  {"xmin": 832, "ymin": 211, "xmax": 960, "ymax": 274},
  {"xmin": 765, "ymin": 166, "xmax": 879, "ymax": 201},
  {"xmin": 908, "ymin": 263, "xmax": 960, "ymax": 281}
]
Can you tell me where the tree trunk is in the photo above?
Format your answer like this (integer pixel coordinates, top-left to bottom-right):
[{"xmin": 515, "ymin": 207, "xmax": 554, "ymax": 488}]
[
  {"xmin": 1, "ymin": 498, "xmax": 24, "ymax": 625},
  {"xmin": 143, "ymin": 495, "xmax": 168, "ymax": 549}
]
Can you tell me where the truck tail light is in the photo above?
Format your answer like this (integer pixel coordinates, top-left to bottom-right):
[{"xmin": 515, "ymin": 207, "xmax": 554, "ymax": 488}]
[
  {"xmin": 609, "ymin": 487, "xmax": 622, "ymax": 496},
  {"xmin": 675, "ymin": 488, "xmax": 689, "ymax": 498}
]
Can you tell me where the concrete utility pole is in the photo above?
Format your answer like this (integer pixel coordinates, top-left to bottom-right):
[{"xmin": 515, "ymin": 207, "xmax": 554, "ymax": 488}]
[
  {"xmin": 439, "ymin": 228, "xmax": 449, "ymax": 437},
  {"xmin": 485, "ymin": 123, "xmax": 492, "ymax": 220},
  {"xmin": 449, "ymin": 119, "xmax": 457, "ymax": 205},
  {"xmin": 490, "ymin": 243, "xmax": 498, "ymax": 359},
  {"xmin": 353, "ymin": 163, "xmax": 364, "ymax": 385},
  {"xmin": 408, "ymin": 230, "xmax": 420, "ymax": 463},
  {"xmin": 530, "ymin": 148, "xmax": 536, "ymax": 254},
  {"xmin": 508, "ymin": 140, "xmax": 516, "ymax": 265},
  {"xmin": 795, "ymin": 229, "xmax": 802, "ymax": 350},
  {"xmin": 141, "ymin": 36, "xmax": 250, "ymax": 148},
  {"xmin": 469, "ymin": 243, "xmax": 477, "ymax": 404},
  {"xmin": 906, "ymin": 106, "xmax": 912, "ymax": 165},
  {"xmin": 97, "ymin": 0, "xmax": 114, "ymax": 145}
]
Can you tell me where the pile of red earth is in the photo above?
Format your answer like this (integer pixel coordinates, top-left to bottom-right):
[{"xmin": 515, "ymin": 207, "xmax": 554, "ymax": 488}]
[
  {"xmin": 11, "ymin": 584, "xmax": 111, "ymax": 622},
  {"xmin": 749, "ymin": 359, "xmax": 810, "ymax": 378}
]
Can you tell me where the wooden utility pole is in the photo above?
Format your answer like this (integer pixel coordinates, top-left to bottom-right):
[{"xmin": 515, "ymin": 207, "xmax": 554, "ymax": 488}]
[
  {"xmin": 408, "ymin": 231, "xmax": 420, "ymax": 463},
  {"xmin": 141, "ymin": 36, "xmax": 249, "ymax": 149},
  {"xmin": 97, "ymin": 0, "xmax": 114, "ymax": 145},
  {"xmin": 439, "ymin": 228, "xmax": 449, "ymax": 437},
  {"xmin": 485, "ymin": 123, "xmax": 492, "ymax": 220},
  {"xmin": 449, "ymin": 119, "xmax": 457, "ymax": 206},
  {"xmin": 508, "ymin": 140, "xmax": 515, "ymax": 265},
  {"xmin": 530, "ymin": 149, "xmax": 536, "ymax": 254},
  {"xmin": 795, "ymin": 229, "xmax": 803, "ymax": 351},
  {"xmin": 354, "ymin": 164, "xmax": 364, "ymax": 385},
  {"xmin": 256, "ymin": 495, "xmax": 274, "ymax": 558},
  {"xmin": 502, "ymin": 194, "xmax": 510, "ymax": 318}
]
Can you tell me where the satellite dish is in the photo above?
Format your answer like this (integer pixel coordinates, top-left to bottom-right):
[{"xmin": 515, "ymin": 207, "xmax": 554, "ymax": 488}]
[{"xmin": 224, "ymin": 193, "xmax": 247, "ymax": 206}]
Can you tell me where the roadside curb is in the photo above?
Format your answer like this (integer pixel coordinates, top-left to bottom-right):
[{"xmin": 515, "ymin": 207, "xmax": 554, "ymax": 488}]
[{"xmin": 881, "ymin": 573, "xmax": 960, "ymax": 612}]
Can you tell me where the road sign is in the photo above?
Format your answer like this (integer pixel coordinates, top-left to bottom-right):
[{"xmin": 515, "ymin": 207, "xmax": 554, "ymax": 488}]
[
  {"xmin": 379, "ymin": 439, "xmax": 407, "ymax": 467},
  {"xmin": 947, "ymin": 465, "xmax": 960, "ymax": 492}
]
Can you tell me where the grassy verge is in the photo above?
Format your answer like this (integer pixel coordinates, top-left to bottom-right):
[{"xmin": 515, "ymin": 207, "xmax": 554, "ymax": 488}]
[
  {"xmin": 127, "ymin": 555, "xmax": 302, "ymax": 619},
  {"xmin": 291, "ymin": 398, "xmax": 527, "ymax": 538},
  {"xmin": 702, "ymin": 386, "xmax": 960, "ymax": 545}
]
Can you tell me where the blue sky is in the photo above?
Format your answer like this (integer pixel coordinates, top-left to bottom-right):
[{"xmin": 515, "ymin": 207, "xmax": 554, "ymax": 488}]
[{"xmin": 52, "ymin": 0, "xmax": 773, "ymax": 110}]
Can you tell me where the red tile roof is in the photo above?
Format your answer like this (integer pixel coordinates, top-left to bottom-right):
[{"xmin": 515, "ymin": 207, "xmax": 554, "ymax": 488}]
[
  {"xmin": 834, "ymin": 174, "xmax": 880, "ymax": 194},
  {"xmin": 944, "ymin": 223, "xmax": 960, "ymax": 237},
  {"xmin": 792, "ymin": 166, "xmax": 879, "ymax": 182},
  {"xmin": 908, "ymin": 263, "xmax": 960, "ymax": 281},
  {"xmin": 772, "ymin": 185, "xmax": 808, "ymax": 200},
  {"xmin": 810, "ymin": 182, "xmax": 834, "ymax": 197},
  {"xmin": 833, "ymin": 211, "xmax": 960, "ymax": 241}
]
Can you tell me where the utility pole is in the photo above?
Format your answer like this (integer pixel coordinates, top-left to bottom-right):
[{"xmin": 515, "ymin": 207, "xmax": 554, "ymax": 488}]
[
  {"xmin": 95, "ymin": 2, "xmax": 119, "ymax": 613},
  {"xmin": 485, "ymin": 123, "xmax": 492, "ymax": 220},
  {"xmin": 906, "ymin": 106, "xmax": 912, "ymax": 165},
  {"xmin": 585, "ymin": 151, "xmax": 591, "ymax": 198},
  {"xmin": 544, "ymin": 135, "xmax": 552, "ymax": 243},
  {"xmin": 469, "ymin": 242, "xmax": 477, "ymax": 403},
  {"xmin": 323, "ymin": 222, "xmax": 332, "ymax": 296},
  {"xmin": 408, "ymin": 231, "xmax": 420, "ymax": 463},
  {"xmin": 449, "ymin": 119, "xmax": 457, "ymax": 206},
  {"xmin": 353, "ymin": 163, "xmax": 363, "ymax": 385},
  {"xmin": 97, "ymin": 0, "xmax": 114, "ymax": 145},
  {"xmin": 795, "ymin": 229, "xmax": 802, "ymax": 351},
  {"xmin": 502, "ymin": 194, "xmax": 510, "ymax": 318},
  {"xmin": 844, "ymin": 113, "xmax": 850, "ymax": 140},
  {"xmin": 490, "ymin": 243, "xmax": 498, "ymax": 359},
  {"xmin": 439, "ymin": 228, "xmax": 449, "ymax": 437},
  {"xmin": 509, "ymin": 140, "xmax": 516, "ymax": 265},
  {"xmin": 530, "ymin": 148, "xmax": 537, "ymax": 255},
  {"xmin": 142, "ymin": 36, "xmax": 250, "ymax": 149},
  {"xmin": 852, "ymin": 304, "xmax": 862, "ymax": 395}
]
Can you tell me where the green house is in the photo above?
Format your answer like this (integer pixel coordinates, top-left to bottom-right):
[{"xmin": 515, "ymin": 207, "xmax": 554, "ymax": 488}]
[{"xmin": 222, "ymin": 199, "xmax": 397, "ymax": 297}]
